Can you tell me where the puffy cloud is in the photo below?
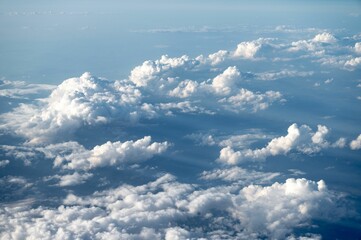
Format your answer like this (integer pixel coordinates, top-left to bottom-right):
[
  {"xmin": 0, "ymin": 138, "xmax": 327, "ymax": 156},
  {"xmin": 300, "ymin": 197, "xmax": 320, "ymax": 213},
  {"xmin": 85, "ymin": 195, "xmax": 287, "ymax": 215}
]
[
  {"xmin": 52, "ymin": 136, "xmax": 169, "ymax": 170},
  {"xmin": 355, "ymin": 42, "xmax": 361, "ymax": 54},
  {"xmin": 312, "ymin": 32, "xmax": 337, "ymax": 43},
  {"xmin": 211, "ymin": 66, "xmax": 240, "ymax": 95},
  {"xmin": 165, "ymin": 227, "xmax": 190, "ymax": 240},
  {"xmin": 129, "ymin": 55, "xmax": 199, "ymax": 87},
  {"xmin": 233, "ymin": 40, "xmax": 262, "ymax": 59},
  {"xmin": 208, "ymin": 50, "xmax": 230, "ymax": 65},
  {"xmin": 53, "ymin": 172, "xmax": 93, "ymax": 187},
  {"xmin": 311, "ymin": 125, "xmax": 329, "ymax": 145},
  {"xmin": 1, "ymin": 72, "xmax": 142, "ymax": 144},
  {"xmin": 233, "ymin": 178, "xmax": 332, "ymax": 239},
  {"xmin": 218, "ymin": 124, "xmax": 338, "ymax": 164},
  {"xmin": 344, "ymin": 57, "xmax": 361, "ymax": 68},
  {"xmin": 289, "ymin": 32, "xmax": 336, "ymax": 52},
  {"xmin": 221, "ymin": 89, "xmax": 282, "ymax": 112},
  {"xmin": 0, "ymin": 174, "xmax": 341, "ymax": 239},
  {"xmin": 168, "ymin": 79, "xmax": 198, "ymax": 98},
  {"xmin": 350, "ymin": 134, "xmax": 361, "ymax": 150}
]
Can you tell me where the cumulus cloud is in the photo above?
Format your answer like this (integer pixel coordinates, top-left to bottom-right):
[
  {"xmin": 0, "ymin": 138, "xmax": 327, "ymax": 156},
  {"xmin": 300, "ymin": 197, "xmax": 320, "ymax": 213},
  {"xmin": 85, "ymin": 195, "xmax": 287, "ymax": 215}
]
[
  {"xmin": 211, "ymin": 66, "xmax": 240, "ymax": 95},
  {"xmin": 312, "ymin": 32, "xmax": 337, "ymax": 43},
  {"xmin": 355, "ymin": 42, "xmax": 361, "ymax": 54},
  {"xmin": 233, "ymin": 178, "xmax": 333, "ymax": 239},
  {"xmin": 50, "ymin": 136, "xmax": 169, "ymax": 170},
  {"xmin": 350, "ymin": 134, "xmax": 361, "ymax": 150},
  {"xmin": 208, "ymin": 50, "xmax": 230, "ymax": 65},
  {"xmin": 289, "ymin": 32, "xmax": 336, "ymax": 52},
  {"xmin": 0, "ymin": 174, "xmax": 341, "ymax": 239},
  {"xmin": 233, "ymin": 40, "xmax": 262, "ymax": 59},
  {"xmin": 168, "ymin": 79, "xmax": 198, "ymax": 98},
  {"xmin": 218, "ymin": 123, "xmax": 340, "ymax": 164},
  {"xmin": 129, "ymin": 55, "xmax": 199, "ymax": 87},
  {"xmin": 1, "ymin": 72, "xmax": 142, "ymax": 144},
  {"xmin": 221, "ymin": 89, "xmax": 282, "ymax": 112},
  {"xmin": 344, "ymin": 57, "xmax": 361, "ymax": 68},
  {"xmin": 51, "ymin": 172, "xmax": 93, "ymax": 187}
]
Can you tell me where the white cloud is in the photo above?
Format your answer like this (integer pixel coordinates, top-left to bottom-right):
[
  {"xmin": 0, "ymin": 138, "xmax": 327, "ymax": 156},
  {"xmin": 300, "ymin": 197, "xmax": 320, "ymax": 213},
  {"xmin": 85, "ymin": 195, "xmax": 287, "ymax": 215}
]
[
  {"xmin": 344, "ymin": 57, "xmax": 361, "ymax": 68},
  {"xmin": 129, "ymin": 55, "xmax": 199, "ymax": 87},
  {"xmin": 211, "ymin": 66, "xmax": 240, "ymax": 95},
  {"xmin": 311, "ymin": 125, "xmax": 329, "ymax": 145},
  {"xmin": 0, "ymin": 80, "xmax": 55, "ymax": 99},
  {"xmin": 350, "ymin": 134, "xmax": 361, "ymax": 150},
  {"xmin": 312, "ymin": 32, "xmax": 337, "ymax": 43},
  {"xmin": 208, "ymin": 50, "xmax": 229, "ymax": 65},
  {"xmin": 221, "ymin": 89, "xmax": 282, "ymax": 112},
  {"xmin": 355, "ymin": 42, "xmax": 361, "ymax": 54},
  {"xmin": 1, "ymin": 72, "xmax": 142, "ymax": 144},
  {"xmin": 0, "ymin": 160, "xmax": 9, "ymax": 168},
  {"xmin": 232, "ymin": 178, "xmax": 333, "ymax": 239},
  {"xmin": 52, "ymin": 136, "xmax": 169, "ymax": 170},
  {"xmin": 169, "ymin": 79, "xmax": 198, "ymax": 98},
  {"xmin": 0, "ymin": 174, "xmax": 341, "ymax": 239},
  {"xmin": 54, "ymin": 172, "xmax": 93, "ymax": 187},
  {"xmin": 233, "ymin": 40, "xmax": 262, "ymax": 59},
  {"xmin": 289, "ymin": 32, "xmax": 336, "ymax": 53},
  {"xmin": 218, "ymin": 123, "xmax": 338, "ymax": 164},
  {"xmin": 165, "ymin": 227, "xmax": 190, "ymax": 240},
  {"xmin": 218, "ymin": 133, "xmax": 269, "ymax": 149}
]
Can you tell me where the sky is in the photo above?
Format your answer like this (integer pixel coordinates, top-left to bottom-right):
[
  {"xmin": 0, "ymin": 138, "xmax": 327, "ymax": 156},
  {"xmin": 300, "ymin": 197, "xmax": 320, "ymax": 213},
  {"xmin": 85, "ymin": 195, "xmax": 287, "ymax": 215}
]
[{"xmin": 0, "ymin": 1, "xmax": 361, "ymax": 239}]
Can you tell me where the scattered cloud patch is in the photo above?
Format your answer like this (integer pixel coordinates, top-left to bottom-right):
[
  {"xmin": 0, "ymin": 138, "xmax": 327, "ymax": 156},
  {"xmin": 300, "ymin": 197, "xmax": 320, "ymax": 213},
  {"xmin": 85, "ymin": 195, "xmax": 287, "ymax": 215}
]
[
  {"xmin": 218, "ymin": 123, "xmax": 344, "ymax": 164},
  {"xmin": 51, "ymin": 136, "xmax": 169, "ymax": 170},
  {"xmin": 350, "ymin": 134, "xmax": 361, "ymax": 150},
  {"xmin": 0, "ymin": 160, "xmax": 10, "ymax": 168}
]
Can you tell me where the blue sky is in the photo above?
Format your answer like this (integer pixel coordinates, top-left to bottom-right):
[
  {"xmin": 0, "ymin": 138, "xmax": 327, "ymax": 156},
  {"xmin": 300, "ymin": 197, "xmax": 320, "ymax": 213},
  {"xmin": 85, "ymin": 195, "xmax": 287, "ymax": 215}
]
[{"xmin": 0, "ymin": 1, "xmax": 361, "ymax": 239}]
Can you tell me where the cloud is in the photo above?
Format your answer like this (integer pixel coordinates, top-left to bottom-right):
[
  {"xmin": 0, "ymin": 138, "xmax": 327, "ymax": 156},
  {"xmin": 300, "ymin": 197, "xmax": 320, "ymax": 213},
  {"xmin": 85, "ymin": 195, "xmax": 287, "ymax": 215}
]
[
  {"xmin": 50, "ymin": 136, "xmax": 169, "ymax": 170},
  {"xmin": 165, "ymin": 227, "xmax": 190, "ymax": 240},
  {"xmin": 312, "ymin": 32, "xmax": 337, "ymax": 43},
  {"xmin": 200, "ymin": 166, "xmax": 280, "ymax": 185},
  {"xmin": 53, "ymin": 172, "xmax": 93, "ymax": 187},
  {"xmin": 355, "ymin": 42, "xmax": 361, "ymax": 54},
  {"xmin": 0, "ymin": 80, "xmax": 55, "ymax": 100},
  {"xmin": 0, "ymin": 174, "xmax": 342, "ymax": 239},
  {"xmin": 218, "ymin": 123, "xmax": 342, "ymax": 164},
  {"xmin": 289, "ymin": 32, "xmax": 336, "ymax": 52},
  {"xmin": 233, "ymin": 178, "xmax": 333, "ymax": 239},
  {"xmin": 1, "ymin": 72, "xmax": 142, "ymax": 144},
  {"xmin": 168, "ymin": 79, "xmax": 199, "ymax": 98},
  {"xmin": 344, "ymin": 57, "xmax": 361, "ymax": 68},
  {"xmin": 129, "ymin": 55, "xmax": 199, "ymax": 87},
  {"xmin": 256, "ymin": 70, "xmax": 314, "ymax": 81},
  {"xmin": 211, "ymin": 66, "xmax": 240, "ymax": 95},
  {"xmin": 0, "ymin": 159, "xmax": 9, "ymax": 168},
  {"xmin": 233, "ymin": 39, "xmax": 262, "ymax": 59},
  {"xmin": 221, "ymin": 89, "xmax": 282, "ymax": 112},
  {"xmin": 350, "ymin": 134, "xmax": 361, "ymax": 150}
]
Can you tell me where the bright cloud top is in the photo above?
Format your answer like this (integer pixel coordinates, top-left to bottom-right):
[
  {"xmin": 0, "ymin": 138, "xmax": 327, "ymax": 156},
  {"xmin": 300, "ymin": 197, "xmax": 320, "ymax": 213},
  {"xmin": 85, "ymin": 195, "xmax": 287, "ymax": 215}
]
[
  {"xmin": 0, "ymin": 174, "xmax": 339, "ymax": 239},
  {"xmin": 218, "ymin": 123, "xmax": 346, "ymax": 164}
]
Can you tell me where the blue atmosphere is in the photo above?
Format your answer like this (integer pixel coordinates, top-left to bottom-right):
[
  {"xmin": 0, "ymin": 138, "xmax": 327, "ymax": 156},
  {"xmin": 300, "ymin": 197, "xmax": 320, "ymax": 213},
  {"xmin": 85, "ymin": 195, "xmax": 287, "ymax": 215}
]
[{"xmin": 1, "ymin": 1, "xmax": 361, "ymax": 239}]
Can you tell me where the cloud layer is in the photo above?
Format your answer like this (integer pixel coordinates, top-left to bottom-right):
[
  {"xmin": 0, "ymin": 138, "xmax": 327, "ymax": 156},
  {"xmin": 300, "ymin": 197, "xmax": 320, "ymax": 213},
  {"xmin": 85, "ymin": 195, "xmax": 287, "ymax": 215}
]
[{"xmin": 0, "ymin": 174, "xmax": 340, "ymax": 239}]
